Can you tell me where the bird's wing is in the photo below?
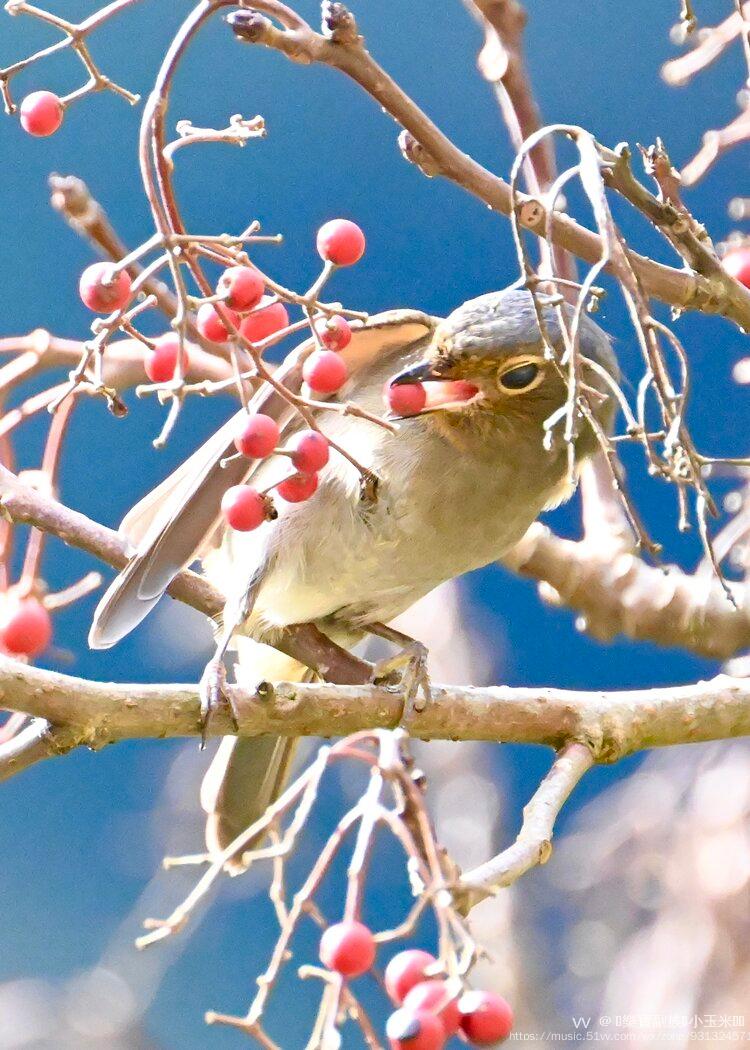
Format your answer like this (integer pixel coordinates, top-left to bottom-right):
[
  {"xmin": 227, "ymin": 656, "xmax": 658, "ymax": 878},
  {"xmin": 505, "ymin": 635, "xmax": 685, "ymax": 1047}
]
[
  {"xmin": 89, "ymin": 310, "xmax": 437, "ymax": 649},
  {"xmin": 118, "ymin": 413, "xmax": 242, "ymax": 548}
]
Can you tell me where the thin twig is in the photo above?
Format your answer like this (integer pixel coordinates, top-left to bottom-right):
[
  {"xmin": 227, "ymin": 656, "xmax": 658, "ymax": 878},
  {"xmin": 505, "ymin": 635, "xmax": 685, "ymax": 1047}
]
[
  {"xmin": 233, "ymin": 0, "xmax": 750, "ymax": 331},
  {"xmin": 456, "ymin": 742, "xmax": 594, "ymax": 907}
]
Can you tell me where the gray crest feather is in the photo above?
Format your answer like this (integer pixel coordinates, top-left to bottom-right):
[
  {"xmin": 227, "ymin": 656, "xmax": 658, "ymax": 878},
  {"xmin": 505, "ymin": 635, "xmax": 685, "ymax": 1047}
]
[{"xmin": 436, "ymin": 287, "xmax": 618, "ymax": 379}]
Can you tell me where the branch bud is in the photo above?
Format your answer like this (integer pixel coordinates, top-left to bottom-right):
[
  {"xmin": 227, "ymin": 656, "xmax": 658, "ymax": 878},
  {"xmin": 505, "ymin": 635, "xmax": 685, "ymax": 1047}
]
[
  {"xmin": 321, "ymin": 2, "xmax": 359, "ymax": 44},
  {"xmin": 48, "ymin": 173, "xmax": 101, "ymax": 228},
  {"xmin": 226, "ymin": 9, "xmax": 273, "ymax": 44},
  {"xmin": 398, "ymin": 130, "xmax": 441, "ymax": 178}
]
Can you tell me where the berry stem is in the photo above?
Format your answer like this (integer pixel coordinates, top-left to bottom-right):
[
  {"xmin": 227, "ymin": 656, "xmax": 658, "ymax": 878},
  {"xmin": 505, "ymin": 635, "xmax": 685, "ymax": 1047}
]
[{"xmin": 0, "ymin": 0, "xmax": 141, "ymax": 114}]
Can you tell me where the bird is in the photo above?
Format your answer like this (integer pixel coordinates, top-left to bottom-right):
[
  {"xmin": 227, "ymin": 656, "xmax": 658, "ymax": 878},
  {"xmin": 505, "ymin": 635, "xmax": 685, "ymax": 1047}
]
[{"xmin": 89, "ymin": 287, "xmax": 618, "ymax": 859}]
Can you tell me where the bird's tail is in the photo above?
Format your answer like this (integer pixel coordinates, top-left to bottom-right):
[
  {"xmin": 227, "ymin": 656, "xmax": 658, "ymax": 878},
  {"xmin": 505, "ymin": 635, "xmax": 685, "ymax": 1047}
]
[{"xmin": 200, "ymin": 639, "xmax": 309, "ymax": 866}]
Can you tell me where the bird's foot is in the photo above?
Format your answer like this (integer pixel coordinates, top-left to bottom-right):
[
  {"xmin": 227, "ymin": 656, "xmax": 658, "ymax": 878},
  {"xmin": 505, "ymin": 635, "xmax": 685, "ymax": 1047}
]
[
  {"xmin": 199, "ymin": 657, "xmax": 239, "ymax": 748},
  {"xmin": 371, "ymin": 637, "xmax": 432, "ymax": 724}
]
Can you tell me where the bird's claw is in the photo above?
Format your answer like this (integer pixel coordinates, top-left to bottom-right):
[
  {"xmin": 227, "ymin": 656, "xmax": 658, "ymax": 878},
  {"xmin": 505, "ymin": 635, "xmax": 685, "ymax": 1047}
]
[
  {"xmin": 199, "ymin": 657, "xmax": 239, "ymax": 748},
  {"xmin": 371, "ymin": 640, "xmax": 431, "ymax": 724}
]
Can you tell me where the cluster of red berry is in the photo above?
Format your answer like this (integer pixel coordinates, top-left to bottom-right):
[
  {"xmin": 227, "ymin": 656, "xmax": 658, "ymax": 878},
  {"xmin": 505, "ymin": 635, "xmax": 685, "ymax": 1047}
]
[
  {"xmin": 221, "ymin": 418, "xmax": 331, "ymax": 529},
  {"xmin": 75, "ymin": 222, "xmax": 367, "ymax": 530},
  {"xmin": 318, "ymin": 921, "xmax": 513, "ymax": 1048},
  {"xmin": 195, "ymin": 266, "xmax": 289, "ymax": 348},
  {"xmin": 206, "ymin": 221, "xmax": 364, "ymax": 530},
  {"xmin": 300, "ymin": 219, "xmax": 364, "ymax": 393},
  {"xmin": 76, "ymin": 219, "xmax": 364, "ymax": 391},
  {"xmin": 0, "ymin": 595, "xmax": 52, "ymax": 659}
]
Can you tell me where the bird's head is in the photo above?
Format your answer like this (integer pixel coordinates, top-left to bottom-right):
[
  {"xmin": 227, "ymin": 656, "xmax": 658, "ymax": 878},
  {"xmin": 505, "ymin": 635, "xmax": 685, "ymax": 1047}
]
[{"xmin": 387, "ymin": 288, "xmax": 618, "ymax": 454}]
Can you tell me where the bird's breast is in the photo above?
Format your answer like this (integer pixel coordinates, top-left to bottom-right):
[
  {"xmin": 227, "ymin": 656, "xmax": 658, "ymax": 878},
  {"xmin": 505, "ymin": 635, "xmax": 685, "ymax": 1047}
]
[{"xmin": 243, "ymin": 412, "xmax": 565, "ymax": 633}]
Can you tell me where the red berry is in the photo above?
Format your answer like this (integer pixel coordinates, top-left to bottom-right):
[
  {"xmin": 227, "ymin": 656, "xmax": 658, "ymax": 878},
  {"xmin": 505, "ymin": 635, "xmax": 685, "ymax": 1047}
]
[
  {"xmin": 303, "ymin": 350, "xmax": 348, "ymax": 394},
  {"xmin": 145, "ymin": 333, "xmax": 189, "ymax": 383},
  {"xmin": 221, "ymin": 486, "xmax": 268, "ymax": 532},
  {"xmin": 196, "ymin": 302, "xmax": 239, "ymax": 343},
  {"xmin": 290, "ymin": 431, "xmax": 330, "ymax": 473},
  {"xmin": 386, "ymin": 1008, "xmax": 445, "ymax": 1050},
  {"xmin": 459, "ymin": 991, "xmax": 513, "ymax": 1046},
  {"xmin": 19, "ymin": 91, "xmax": 63, "ymax": 136},
  {"xmin": 234, "ymin": 414, "xmax": 280, "ymax": 459},
  {"xmin": 315, "ymin": 314, "xmax": 352, "ymax": 352},
  {"xmin": 319, "ymin": 921, "xmax": 376, "ymax": 977},
  {"xmin": 316, "ymin": 219, "xmax": 366, "ymax": 266},
  {"xmin": 385, "ymin": 381, "xmax": 427, "ymax": 417},
  {"xmin": 217, "ymin": 266, "xmax": 265, "ymax": 312},
  {"xmin": 239, "ymin": 297, "xmax": 290, "ymax": 343},
  {"xmin": 385, "ymin": 950, "xmax": 438, "ymax": 1005},
  {"xmin": 0, "ymin": 597, "xmax": 52, "ymax": 658},
  {"xmin": 276, "ymin": 472, "xmax": 319, "ymax": 504},
  {"xmin": 403, "ymin": 981, "xmax": 461, "ymax": 1037},
  {"xmin": 79, "ymin": 263, "xmax": 132, "ymax": 313},
  {"xmin": 723, "ymin": 247, "xmax": 750, "ymax": 289}
]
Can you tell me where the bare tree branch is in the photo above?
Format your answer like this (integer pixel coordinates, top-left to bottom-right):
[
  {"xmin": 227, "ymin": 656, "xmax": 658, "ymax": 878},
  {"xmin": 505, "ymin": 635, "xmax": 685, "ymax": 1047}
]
[
  {"xmin": 0, "ymin": 464, "xmax": 373, "ymax": 684},
  {"xmin": 0, "ymin": 332, "xmax": 232, "ymax": 391},
  {"xmin": 0, "ymin": 717, "xmax": 79, "ymax": 781},
  {"xmin": 463, "ymin": 0, "xmax": 556, "ymax": 198},
  {"xmin": 0, "ymin": 462, "xmax": 225, "ymax": 620},
  {"xmin": 231, "ymin": 1, "xmax": 750, "ymax": 331},
  {"xmin": 503, "ymin": 522, "xmax": 750, "ymax": 658},
  {"xmin": 681, "ymin": 107, "xmax": 750, "ymax": 187},
  {"xmin": 462, "ymin": 0, "xmax": 576, "ymax": 286},
  {"xmin": 662, "ymin": 3, "xmax": 750, "ymax": 87},
  {"xmin": 456, "ymin": 741, "xmax": 594, "ymax": 905},
  {"xmin": 4, "ymin": 656, "xmax": 750, "ymax": 761}
]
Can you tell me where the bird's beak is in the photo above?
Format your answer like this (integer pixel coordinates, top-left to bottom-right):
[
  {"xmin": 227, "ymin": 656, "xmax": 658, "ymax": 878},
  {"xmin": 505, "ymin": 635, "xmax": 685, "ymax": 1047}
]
[{"xmin": 387, "ymin": 360, "xmax": 480, "ymax": 416}]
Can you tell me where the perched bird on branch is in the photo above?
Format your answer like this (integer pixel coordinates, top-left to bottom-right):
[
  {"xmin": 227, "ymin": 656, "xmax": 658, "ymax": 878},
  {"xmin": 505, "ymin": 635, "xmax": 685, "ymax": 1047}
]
[{"xmin": 89, "ymin": 288, "xmax": 617, "ymax": 859}]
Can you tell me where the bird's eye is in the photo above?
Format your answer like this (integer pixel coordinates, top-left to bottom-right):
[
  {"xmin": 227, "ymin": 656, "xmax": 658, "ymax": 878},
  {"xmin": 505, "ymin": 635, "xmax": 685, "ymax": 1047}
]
[{"xmin": 498, "ymin": 361, "xmax": 540, "ymax": 392}]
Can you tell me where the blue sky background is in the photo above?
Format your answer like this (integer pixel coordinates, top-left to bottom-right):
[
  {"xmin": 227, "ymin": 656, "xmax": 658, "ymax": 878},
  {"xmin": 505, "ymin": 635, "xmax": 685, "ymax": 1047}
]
[{"xmin": 0, "ymin": 0, "xmax": 748, "ymax": 1045}]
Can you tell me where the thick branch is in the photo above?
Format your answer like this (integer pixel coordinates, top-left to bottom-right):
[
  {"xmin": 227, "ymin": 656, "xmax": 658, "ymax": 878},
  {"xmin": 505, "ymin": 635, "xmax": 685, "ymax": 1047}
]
[
  {"xmin": 4, "ymin": 657, "xmax": 750, "ymax": 761},
  {"xmin": 600, "ymin": 144, "xmax": 723, "ymax": 280},
  {"xmin": 236, "ymin": 2, "xmax": 750, "ymax": 331},
  {"xmin": 0, "ymin": 332, "xmax": 231, "ymax": 390},
  {"xmin": 0, "ymin": 462, "xmax": 224, "ymax": 619},
  {"xmin": 503, "ymin": 522, "xmax": 750, "ymax": 659}
]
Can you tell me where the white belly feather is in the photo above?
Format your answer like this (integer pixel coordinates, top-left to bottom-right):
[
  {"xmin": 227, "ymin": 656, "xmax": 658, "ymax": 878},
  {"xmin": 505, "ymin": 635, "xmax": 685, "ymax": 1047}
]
[{"xmin": 205, "ymin": 406, "xmax": 563, "ymax": 639}]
